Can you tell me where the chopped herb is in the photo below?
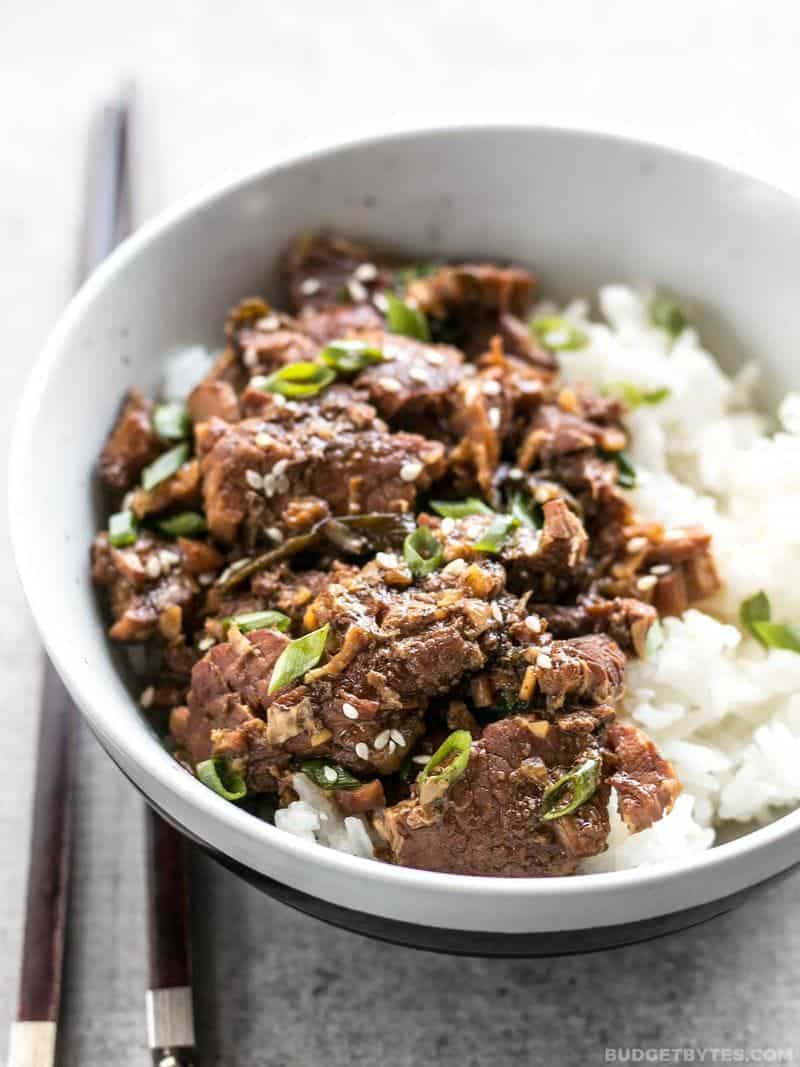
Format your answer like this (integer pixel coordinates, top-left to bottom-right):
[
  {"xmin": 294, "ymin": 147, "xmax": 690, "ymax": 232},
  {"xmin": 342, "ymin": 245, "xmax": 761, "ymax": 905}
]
[
  {"xmin": 196, "ymin": 756, "xmax": 247, "ymax": 801},
  {"xmin": 222, "ymin": 610, "xmax": 291, "ymax": 634},
  {"xmin": 260, "ymin": 361, "xmax": 336, "ymax": 398},
  {"xmin": 385, "ymin": 292, "xmax": 431, "ymax": 342},
  {"xmin": 109, "ymin": 509, "xmax": 138, "ymax": 547},
  {"xmin": 530, "ymin": 315, "xmax": 588, "ymax": 351},
  {"xmin": 472, "ymin": 514, "xmax": 519, "ymax": 554},
  {"xmin": 319, "ymin": 339, "xmax": 385, "ymax": 374},
  {"xmin": 301, "ymin": 759, "xmax": 362, "ymax": 791},
  {"xmin": 650, "ymin": 295, "xmax": 687, "ymax": 337},
  {"xmin": 507, "ymin": 492, "xmax": 542, "ymax": 530},
  {"xmin": 268, "ymin": 624, "xmax": 330, "ymax": 694},
  {"xmin": 540, "ymin": 756, "xmax": 601, "ymax": 821},
  {"xmin": 141, "ymin": 442, "xmax": 190, "ymax": 492},
  {"xmin": 430, "ymin": 498, "xmax": 494, "ymax": 519},
  {"xmin": 601, "ymin": 448, "xmax": 637, "ymax": 489},
  {"xmin": 608, "ymin": 382, "xmax": 671, "ymax": 409},
  {"xmin": 403, "ymin": 526, "xmax": 443, "ymax": 579},
  {"xmin": 740, "ymin": 592, "xmax": 800, "ymax": 652},
  {"xmin": 156, "ymin": 511, "xmax": 207, "ymax": 537},
  {"xmin": 740, "ymin": 591, "xmax": 771, "ymax": 636},
  {"xmin": 395, "ymin": 261, "xmax": 440, "ymax": 289},
  {"xmin": 418, "ymin": 730, "xmax": 472, "ymax": 802},
  {"xmin": 153, "ymin": 402, "xmax": 190, "ymax": 441}
]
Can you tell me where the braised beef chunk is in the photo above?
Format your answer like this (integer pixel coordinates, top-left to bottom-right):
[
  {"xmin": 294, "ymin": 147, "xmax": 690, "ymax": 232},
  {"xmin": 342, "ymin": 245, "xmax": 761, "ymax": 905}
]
[
  {"xmin": 376, "ymin": 715, "xmax": 610, "ymax": 876},
  {"xmin": 99, "ymin": 389, "xmax": 161, "ymax": 491},
  {"xmin": 93, "ymin": 231, "xmax": 724, "ymax": 877}
]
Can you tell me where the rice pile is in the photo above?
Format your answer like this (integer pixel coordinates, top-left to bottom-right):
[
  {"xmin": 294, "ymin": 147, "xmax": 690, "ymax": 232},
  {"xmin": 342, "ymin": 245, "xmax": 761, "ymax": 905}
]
[{"xmin": 165, "ymin": 289, "xmax": 800, "ymax": 871}]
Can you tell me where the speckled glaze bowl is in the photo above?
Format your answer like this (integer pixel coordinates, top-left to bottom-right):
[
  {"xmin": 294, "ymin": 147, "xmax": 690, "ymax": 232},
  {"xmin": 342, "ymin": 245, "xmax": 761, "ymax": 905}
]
[{"xmin": 10, "ymin": 126, "xmax": 800, "ymax": 955}]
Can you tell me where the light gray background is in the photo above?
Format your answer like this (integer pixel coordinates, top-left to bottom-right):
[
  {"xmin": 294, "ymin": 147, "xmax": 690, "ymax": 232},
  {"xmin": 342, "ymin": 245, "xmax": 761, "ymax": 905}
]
[{"xmin": 2, "ymin": 2, "xmax": 799, "ymax": 1063}]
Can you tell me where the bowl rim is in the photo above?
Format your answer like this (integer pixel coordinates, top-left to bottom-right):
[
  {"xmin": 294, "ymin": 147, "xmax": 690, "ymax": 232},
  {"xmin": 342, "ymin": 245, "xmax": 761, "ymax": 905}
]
[{"xmin": 10, "ymin": 121, "xmax": 800, "ymax": 911}]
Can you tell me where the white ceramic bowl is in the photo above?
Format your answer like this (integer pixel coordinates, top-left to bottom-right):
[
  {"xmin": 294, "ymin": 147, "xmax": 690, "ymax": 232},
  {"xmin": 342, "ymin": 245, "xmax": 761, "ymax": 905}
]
[{"xmin": 11, "ymin": 126, "xmax": 800, "ymax": 955}]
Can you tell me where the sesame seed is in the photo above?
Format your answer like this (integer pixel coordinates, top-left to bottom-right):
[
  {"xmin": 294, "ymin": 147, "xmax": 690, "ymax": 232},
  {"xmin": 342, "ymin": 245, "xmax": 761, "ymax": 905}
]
[
  {"xmin": 637, "ymin": 574, "xmax": 658, "ymax": 592},
  {"xmin": 249, "ymin": 374, "xmax": 268, "ymax": 389},
  {"xmin": 323, "ymin": 765, "xmax": 338, "ymax": 783},
  {"xmin": 243, "ymin": 345, "xmax": 259, "ymax": 368},
  {"xmin": 373, "ymin": 292, "xmax": 389, "ymax": 313},
  {"xmin": 627, "ymin": 536, "xmax": 648, "ymax": 554},
  {"xmin": 254, "ymin": 432, "xmax": 273, "ymax": 448},
  {"xmin": 263, "ymin": 474, "xmax": 276, "ymax": 497},
  {"xmin": 347, "ymin": 278, "xmax": 369, "ymax": 303},
  {"xmin": 650, "ymin": 563, "xmax": 671, "ymax": 575},
  {"xmin": 539, "ymin": 632, "xmax": 553, "ymax": 646},
  {"xmin": 342, "ymin": 702, "xmax": 359, "ymax": 720},
  {"xmin": 534, "ymin": 487, "xmax": 552, "ymax": 504},
  {"xmin": 412, "ymin": 754, "xmax": 431, "ymax": 765},
  {"xmin": 491, "ymin": 603, "xmax": 504, "ymax": 623},
  {"xmin": 374, "ymin": 729, "xmax": 391, "ymax": 751},
  {"xmin": 145, "ymin": 556, "xmax": 162, "ymax": 579},
  {"xmin": 443, "ymin": 558, "xmax": 467, "ymax": 576},
  {"xmin": 272, "ymin": 458, "xmax": 288, "ymax": 476},
  {"xmin": 256, "ymin": 314, "xmax": 280, "ymax": 331},
  {"xmin": 375, "ymin": 551, "xmax": 399, "ymax": 567},
  {"xmin": 354, "ymin": 262, "xmax": 378, "ymax": 282},
  {"xmin": 380, "ymin": 376, "xmax": 402, "ymax": 393},
  {"xmin": 390, "ymin": 729, "xmax": 406, "ymax": 747},
  {"xmin": 508, "ymin": 467, "xmax": 523, "ymax": 481},
  {"xmin": 488, "ymin": 408, "xmax": 501, "ymax": 429},
  {"xmin": 265, "ymin": 526, "xmax": 283, "ymax": 543},
  {"xmin": 158, "ymin": 549, "xmax": 180, "ymax": 570},
  {"xmin": 400, "ymin": 461, "xmax": 423, "ymax": 482},
  {"xmin": 245, "ymin": 469, "xmax": 264, "ymax": 491},
  {"xmin": 409, "ymin": 365, "xmax": 429, "ymax": 383},
  {"xmin": 525, "ymin": 615, "xmax": 542, "ymax": 634},
  {"xmin": 198, "ymin": 571, "xmax": 216, "ymax": 586},
  {"xmin": 388, "ymin": 740, "xmax": 397, "ymax": 755},
  {"xmin": 482, "ymin": 379, "xmax": 502, "ymax": 395},
  {"xmin": 272, "ymin": 393, "xmax": 287, "ymax": 407},
  {"xmin": 355, "ymin": 742, "xmax": 370, "ymax": 761},
  {"xmin": 300, "ymin": 277, "xmax": 321, "ymax": 295},
  {"xmin": 197, "ymin": 636, "xmax": 215, "ymax": 652},
  {"xmin": 424, "ymin": 350, "xmax": 445, "ymax": 366},
  {"xmin": 441, "ymin": 517, "xmax": 455, "ymax": 535},
  {"xmin": 536, "ymin": 652, "xmax": 553, "ymax": 670},
  {"xmin": 140, "ymin": 686, "xmax": 155, "ymax": 708},
  {"xmin": 319, "ymin": 812, "xmax": 329, "ymax": 821}
]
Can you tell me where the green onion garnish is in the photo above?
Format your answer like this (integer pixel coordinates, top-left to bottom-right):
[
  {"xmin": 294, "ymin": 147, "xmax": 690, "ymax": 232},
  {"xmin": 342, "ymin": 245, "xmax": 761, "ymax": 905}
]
[
  {"xmin": 268, "ymin": 624, "xmax": 330, "ymax": 694},
  {"xmin": 608, "ymin": 382, "xmax": 671, "ymax": 409},
  {"xmin": 649, "ymin": 295, "xmax": 687, "ymax": 338},
  {"xmin": 601, "ymin": 448, "xmax": 637, "ymax": 489},
  {"xmin": 395, "ymin": 261, "xmax": 440, "ymax": 288},
  {"xmin": 430, "ymin": 498, "xmax": 494, "ymax": 519},
  {"xmin": 385, "ymin": 292, "xmax": 431, "ymax": 342},
  {"xmin": 301, "ymin": 759, "xmax": 362, "ymax": 791},
  {"xmin": 260, "ymin": 361, "xmax": 336, "ymax": 399},
  {"xmin": 403, "ymin": 526, "xmax": 443, "ymax": 579},
  {"xmin": 153, "ymin": 402, "xmax": 190, "ymax": 441},
  {"xmin": 196, "ymin": 757, "xmax": 247, "ymax": 801},
  {"xmin": 156, "ymin": 511, "xmax": 208, "ymax": 537},
  {"xmin": 530, "ymin": 316, "xmax": 588, "ymax": 351},
  {"xmin": 740, "ymin": 592, "xmax": 800, "ymax": 652},
  {"xmin": 472, "ymin": 514, "xmax": 519, "ymax": 554},
  {"xmin": 418, "ymin": 730, "xmax": 472, "ymax": 801},
  {"xmin": 141, "ymin": 442, "xmax": 190, "ymax": 492},
  {"xmin": 508, "ymin": 492, "xmax": 541, "ymax": 530},
  {"xmin": 222, "ymin": 610, "xmax": 291, "ymax": 634},
  {"xmin": 109, "ymin": 509, "xmax": 138, "ymax": 547},
  {"xmin": 319, "ymin": 339, "xmax": 385, "ymax": 374},
  {"xmin": 540, "ymin": 756, "xmax": 601, "ymax": 821}
]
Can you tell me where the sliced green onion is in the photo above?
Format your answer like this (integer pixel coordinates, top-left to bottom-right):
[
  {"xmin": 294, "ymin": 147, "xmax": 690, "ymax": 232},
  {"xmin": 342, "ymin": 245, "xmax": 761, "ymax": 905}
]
[
  {"xmin": 385, "ymin": 292, "xmax": 431, "ymax": 342},
  {"xmin": 268, "ymin": 624, "xmax": 330, "ymax": 694},
  {"xmin": 601, "ymin": 448, "xmax": 637, "ymax": 489},
  {"xmin": 430, "ymin": 498, "xmax": 494, "ymax": 519},
  {"xmin": 222, "ymin": 610, "xmax": 291, "ymax": 634},
  {"xmin": 740, "ymin": 590, "xmax": 771, "ymax": 637},
  {"xmin": 650, "ymin": 295, "xmax": 687, "ymax": 337},
  {"xmin": 750, "ymin": 621, "xmax": 800, "ymax": 653},
  {"xmin": 608, "ymin": 382, "xmax": 671, "ymax": 409},
  {"xmin": 154, "ymin": 402, "xmax": 190, "ymax": 441},
  {"xmin": 141, "ymin": 442, "xmax": 190, "ymax": 492},
  {"xmin": 301, "ymin": 759, "xmax": 362, "ymax": 791},
  {"xmin": 472, "ymin": 514, "xmax": 519, "ymax": 554},
  {"xmin": 260, "ymin": 361, "xmax": 336, "ymax": 398},
  {"xmin": 196, "ymin": 756, "xmax": 247, "ymax": 801},
  {"xmin": 156, "ymin": 511, "xmax": 207, "ymax": 538},
  {"xmin": 508, "ymin": 492, "xmax": 541, "ymax": 530},
  {"xmin": 403, "ymin": 526, "xmax": 443, "ymax": 579},
  {"xmin": 319, "ymin": 339, "xmax": 385, "ymax": 374},
  {"xmin": 109, "ymin": 509, "xmax": 138, "ymax": 547},
  {"xmin": 395, "ymin": 261, "xmax": 440, "ymax": 288},
  {"xmin": 540, "ymin": 756, "xmax": 601, "ymax": 821},
  {"xmin": 530, "ymin": 315, "xmax": 588, "ymax": 351},
  {"xmin": 418, "ymin": 730, "xmax": 472, "ymax": 802}
]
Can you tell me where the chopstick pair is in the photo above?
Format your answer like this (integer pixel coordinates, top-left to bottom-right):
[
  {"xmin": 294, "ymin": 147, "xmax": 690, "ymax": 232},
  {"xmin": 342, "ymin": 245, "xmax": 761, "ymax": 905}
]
[{"xmin": 7, "ymin": 88, "xmax": 196, "ymax": 1067}]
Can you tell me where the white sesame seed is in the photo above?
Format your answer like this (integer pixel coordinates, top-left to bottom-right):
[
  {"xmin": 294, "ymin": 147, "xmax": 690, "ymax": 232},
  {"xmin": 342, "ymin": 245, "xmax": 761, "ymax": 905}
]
[
  {"xmin": 323, "ymin": 765, "xmax": 338, "ymax": 783},
  {"xmin": 525, "ymin": 615, "xmax": 542, "ymax": 634},
  {"xmin": 354, "ymin": 261, "xmax": 378, "ymax": 282},
  {"xmin": 409, "ymin": 365, "xmax": 429, "ymax": 383},
  {"xmin": 300, "ymin": 277, "xmax": 321, "ymax": 295},
  {"xmin": 140, "ymin": 685, "xmax": 155, "ymax": 709},
  {"xmin": 390, "ymin": 729, "xmax": 406, "ymax": 747},
  {"xmin": 263, "ymin": 474, "xmax": 276, "ymax": 497},
  {"xmin": 441, "ymin": 517, "xmax": 455, "ymax": 535},
  {"xmin": 637, "ymin": 574, "xmax": 658, "ymax": 592},
  {"xmin": 373, "ymin": 291, "xmax": 389, "ymax": 313},
  {"xmin": 374, "ymin": 729, "xmax": 391, "ymax": 751},
  {"xmin": 491, "ymin": 602, "xmax": 504, "ymax": 624},
  {"xmin": 272, "ymin": 458, "xmax": 289, "ymax": 477},
  {"xmin": 650, "ymin": 564, "xmax": 671, "ymax": 575},
  {"xmin": 145, "ymin": 556, "xmax": 162, "ymax": 579},
  {"xmin": 388, "ymin": 740, "xmax": 397, "ymax": 755},
  {"xmin": 375, "ymin": 551, "xmax": 399, "ymax": 568},
  {"xmin": 272, "ymin": 393, "xmax": 287, "ymax": 407},
  {"xmin": 256, "ymin": 314, "xmax": 280, "ymax": 331},
  {"xmin": 266, "ymin": 526, "xmax": 284, "ymax": 543},
  {"xmin": 424, "ymin": 350, "xmax": 445, "ymax": 366},
  {"xmin": 412, "ymin": 754, "xmax": 431, "ymax": 765},
  {"xmin": 342, "ymin": 702, "xmax": 359, "ymax": 720},
  {"xmin": 347, "ymin": 278, "xmax": 369, "ymax": 303},
  {"xmin": 626, "ymin": 536, "xmax": 648, "ymax": 554},
  {"xmin": 245, "ymin": 469, "xmax": 264, "ymax": 491},
  {"xmin": 254, "ymin": 432, "xmax": 273, "ymax": 448},
  {"xmin": 536, "ymin": 652, "xmax": 553, "ymax": 670},
  {"xmin": 249, "ymin": 375, "xmax": 268, "ymax": 389},
  {"xmin": 198, "ymin": 571, "xmax": 216, "ymax": 586},
  {"xmin": 488, "ymin": 407, "xmax": 501, "ymax": 429},
  {"xmin": 508, "ymin": 467, "xmax": 523, "ymax": 480},
  {"xmin": 158, "ymin": 549, "xmax": 180, "ymax": 570},
  {"xmin": 355, "ymin": 742, "xmax": 370, "ymax": 761},
  {"xmin": 197, "ymin": 635, "xmax": 215, "ymax": 652},
  {"xmin": 380, "ymin": 376, "xmax": 402, "ymax": 393},
  {"xmin": 539, "ymin": 632, "xmax": 553, "ymax": 646},
  {"xmin": 534, "ymin": 487, "xmax": 551, "ymax": 504},
  {"xmin": 482, "ymin": 379, "xmax": 502, "ymax": 395},
  {"xmin": 443, "ymin": 558, "xmax": 467, "ymax": 576},
  {"xmin": 319, "ymin": 812, "xmax": 329, "ymax": 821},
  {"xmin": 243, "ymin": 345, "xmax": 259, "ymax": 368},
  {"xmin": 400, "ymin": 461, "xmax": 423, "ymax": 482}
]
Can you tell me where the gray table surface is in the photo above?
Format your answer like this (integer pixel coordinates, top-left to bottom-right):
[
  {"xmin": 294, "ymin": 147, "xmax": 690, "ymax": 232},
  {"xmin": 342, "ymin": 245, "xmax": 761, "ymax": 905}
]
[{"xmin": 2, "ymin": 2, "xmax": 800, "ymax": 1063}]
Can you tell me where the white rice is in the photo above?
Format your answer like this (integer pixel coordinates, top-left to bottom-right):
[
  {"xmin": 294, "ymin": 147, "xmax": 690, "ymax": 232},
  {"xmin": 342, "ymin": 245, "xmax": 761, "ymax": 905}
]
[{"xmin": 273, "ymin": 286, "xmax": 800, "ymax": 872}]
